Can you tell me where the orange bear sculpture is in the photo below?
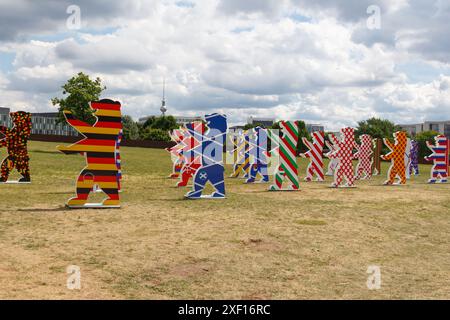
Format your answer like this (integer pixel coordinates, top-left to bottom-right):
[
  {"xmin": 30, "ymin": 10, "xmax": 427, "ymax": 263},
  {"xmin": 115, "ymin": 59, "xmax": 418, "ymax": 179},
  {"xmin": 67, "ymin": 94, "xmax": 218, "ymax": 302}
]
[{"xmin": 381, "ymin": 131, "xmax": 408, "ymax": 185}]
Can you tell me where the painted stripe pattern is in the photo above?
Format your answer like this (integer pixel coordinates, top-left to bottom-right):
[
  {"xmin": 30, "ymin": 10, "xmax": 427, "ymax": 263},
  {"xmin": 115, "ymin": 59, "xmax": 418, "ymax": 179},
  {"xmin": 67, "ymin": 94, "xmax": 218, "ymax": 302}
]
[
  {"xmin": 230, "ymin": 130, "xmax": 250, "ymax": 178},
  {"xmin": 300, "ymin": 131, "xmax": 324, "ymax": 181},
  {"xmin": 246, "ymin": 126, "xmax": 269, "ymax": 183},
  {"xmin": 177, "ymin": 121, "xmax": 205, "ymax": 187},
  {"xmin": 409, "ymin": 140, "xmax": 419, "ymax": 176},
  {"xmin": 167, "ymin": 128, "xmax": 186, "ymax": 178},
  {"xmin": 186, "ymin": 113, "xmax": 227, "ymax": 199},
  {"xmin": 116, "ymin": 129, "xmax": 123, "ymax": 191},
  {"xmin": 325, "ymin": 133, "xmax": 339, "ymax": 176},
  {"xmin": 57, "ymin": 99, "xmax": 123, "ymax": 207},
  {"xmin": 269, "ymin": 121, "xmax": 300, "ymax": 191},
  {"xmin": 424, "ymin": 135, "xmax": 449, "ymax": 183}
]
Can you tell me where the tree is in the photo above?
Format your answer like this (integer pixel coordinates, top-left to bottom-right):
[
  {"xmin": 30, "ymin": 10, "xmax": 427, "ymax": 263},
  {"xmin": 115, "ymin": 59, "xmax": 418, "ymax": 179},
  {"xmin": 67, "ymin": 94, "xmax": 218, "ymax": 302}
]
[
  {"xmin": 122, "ymin": 115, "xmax": 139, "ymax": 140},
  {"xmin": 52, "ymin": 72, "xmax": 106, "ymax": 125},
  {"xmin": 149, "ymin": 115, "xmax": 178, "ymax": 131},
  {"xmin": 355, "ymin": 117, "xmax": 401, "ymax": 140},
  {"xmin": 414, "ymin": 130, "xmax": 440, "ymax": 160},
  {"xmin": 142, "ymin": 116, "xmax": 156, "ymax": 129}
]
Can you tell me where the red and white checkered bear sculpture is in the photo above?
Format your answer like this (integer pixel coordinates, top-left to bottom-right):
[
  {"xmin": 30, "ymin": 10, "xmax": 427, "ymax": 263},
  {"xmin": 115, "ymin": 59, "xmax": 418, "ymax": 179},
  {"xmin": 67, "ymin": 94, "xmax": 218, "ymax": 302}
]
[
  {"xmin": 328, "ymin": 127, "xmax": 358, "ymax": 188},
  {"xmin": 355, "ymin": 134, "xmax": 374, "ymax": 180}
]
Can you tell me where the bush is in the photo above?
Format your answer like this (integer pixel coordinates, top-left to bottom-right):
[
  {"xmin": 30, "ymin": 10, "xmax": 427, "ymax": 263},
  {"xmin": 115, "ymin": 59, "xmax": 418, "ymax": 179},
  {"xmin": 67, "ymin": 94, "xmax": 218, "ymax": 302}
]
[{"xmin": 141, "ymin": 128, "xmax": 171, "ymax": 142}]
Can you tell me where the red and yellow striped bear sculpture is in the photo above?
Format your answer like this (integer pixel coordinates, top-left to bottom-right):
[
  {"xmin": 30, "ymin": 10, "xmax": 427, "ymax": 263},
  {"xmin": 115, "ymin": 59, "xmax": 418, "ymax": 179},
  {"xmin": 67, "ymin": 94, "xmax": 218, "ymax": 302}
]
[{"xmin": 57, "ymin": 99, "xmax": 122, "ymax": 208}]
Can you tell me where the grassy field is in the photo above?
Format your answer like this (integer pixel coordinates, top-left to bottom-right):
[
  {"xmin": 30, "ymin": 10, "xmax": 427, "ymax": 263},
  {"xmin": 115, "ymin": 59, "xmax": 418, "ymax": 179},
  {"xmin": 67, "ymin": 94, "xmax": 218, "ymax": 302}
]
[{"xmin": 0, "ymin": 140, "xmax": 449, "ymax": 299}]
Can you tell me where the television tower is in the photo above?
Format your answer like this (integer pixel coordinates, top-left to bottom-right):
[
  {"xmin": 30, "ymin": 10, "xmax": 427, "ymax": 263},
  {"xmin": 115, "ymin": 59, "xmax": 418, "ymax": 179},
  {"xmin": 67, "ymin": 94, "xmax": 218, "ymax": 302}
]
[{"xmin": 160, "ymin": 78, "xmax": 167, "ymax": 116}]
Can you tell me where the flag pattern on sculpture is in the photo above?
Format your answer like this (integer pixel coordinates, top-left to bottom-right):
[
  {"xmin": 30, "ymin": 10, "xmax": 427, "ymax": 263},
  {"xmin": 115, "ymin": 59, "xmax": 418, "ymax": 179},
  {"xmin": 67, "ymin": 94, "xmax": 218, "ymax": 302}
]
[
  {"xmin": 424, "ymin": 135, "xmax": 449, "ymax": 183},
  {"xmin": 246, "ymin": 126, "xmax": 269, "ymax": 183},
  {"xmin": 116, "ymin": 129, "xmax": 123, "ymax": 191},
  {"xmin": 269, "ymin": 121, "xmax": 300, "ymax": 191},
  {"xmin": 355, "ymin": 134, "xmax": 374, "ymax": 180},
  {"xmin": 300, "ymin": 131, "xmax": 324, "ymax": 181},
  {"xmin": 227, "ymin": 129, "xmax": 241, "ymax": 171},
  {"xmin": 325, "ymin": 133, "xmax": 339, "ymax": 176},
  {"xmin": 0, "ymin": 111, "xmax": 32, "ymax": 183},
  {"xmin": 228, "ymin": 130, "xmax": 244, "ymax": 177},
  {"xmin": 185, "ymin": 113, "xmax": 227, "ymax": 199},
  {"xmin": 229, "ymin": 130, "xmax": 250, "ymax": 178},
  {"xmin": 409, "ymin": 140, "xmax": 420, "ymax": 176},
  {"xmin": 177, "ymin": 121, "xmax": 205, "ymax": 187},
  {"xmin": 57, "ymin": 99, "xmax": 123, "ymax": 208},
  {"xmin": 167, "ymin": 128, "xmax": 186, "ymax": 179},
  {"xmin": 381, "ymin": 131, "xmax": 408, "ymax": 185},
  {"xmin": 328, "ymin": 127, "xmax": 357, "ymax": 187}
]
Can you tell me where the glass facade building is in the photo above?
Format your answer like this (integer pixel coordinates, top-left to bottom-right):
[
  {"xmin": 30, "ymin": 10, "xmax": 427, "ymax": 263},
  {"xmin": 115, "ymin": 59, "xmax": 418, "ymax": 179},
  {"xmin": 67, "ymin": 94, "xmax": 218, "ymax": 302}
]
[{"xmin": 0, "ymin": 108, "xmax": 77, "ymax": 136}]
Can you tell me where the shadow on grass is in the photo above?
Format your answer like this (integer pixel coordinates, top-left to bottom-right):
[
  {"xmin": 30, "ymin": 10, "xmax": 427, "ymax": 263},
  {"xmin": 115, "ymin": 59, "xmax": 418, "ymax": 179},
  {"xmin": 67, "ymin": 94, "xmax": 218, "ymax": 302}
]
[
  {"xmin": 143, "ymin": 198, "xmax": 186, "ymax": 202},
  {"xmin": 16, "ymin": 206, "xmax": 70, "ymax": 212},
  {"xmin": 237, "ymin": 190, "xmax": 270, "ymax": 194},
  {"xmin": 368, "ymin": 184, "xmax": 410, "ymax": 188},
  {"xmin": 39, "ymin": 191, "xmax": 74, "ymax": 195},
  {"xmin": 30, "ymin": 150, "xmax": 61, "ymax": 154}
]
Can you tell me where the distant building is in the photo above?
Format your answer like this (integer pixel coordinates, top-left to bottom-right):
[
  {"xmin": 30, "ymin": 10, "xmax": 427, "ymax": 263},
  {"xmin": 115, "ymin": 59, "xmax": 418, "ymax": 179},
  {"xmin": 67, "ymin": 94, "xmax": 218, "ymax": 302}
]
[
  {"xmin": 247, "ymin": 116, "xmax": 275, "ymax": 128},
  {"xmin": 173, "ymin": 116, "xmax": 203, "ymax": 125},
  {"xmin": 0, "ymin": 108, "xmax": 77, "ymax": 136},
  {"xmin": 398, "ymin": 123, "xmax": 422, "ymax": 137},
  {"xmin": 0, "ymin": 107, "xmax": 11, "ymax": 127},
  {"xmin": 398, "ymin": 120, "xmax": 450, "ymax": 138},
  {"xmin": 306, "ymin": 123, "xmax": 325, "ymax": 133},
  {"xmin": 229, "ymin": 125, "xmax": 245, "ymax": 132},
  {"xmin": 31, "ymin": 112, "xmax": 78, "ymax": 136},
  {"xmin": 138, "ymin": 115, "xmax": 203, "ymax": 125},
  {"xmin": 0, "ymin": 107, "xmax": 10, "ymax": 114}
]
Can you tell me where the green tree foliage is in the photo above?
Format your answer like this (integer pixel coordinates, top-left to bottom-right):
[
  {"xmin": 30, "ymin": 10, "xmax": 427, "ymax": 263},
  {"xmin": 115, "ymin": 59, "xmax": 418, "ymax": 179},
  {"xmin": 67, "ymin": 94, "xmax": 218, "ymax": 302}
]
[
  {"xmin": 414, "ymin": 130, "xmax": 440, "ymax": 160},
  {"xmin": 151, "ymin": 115, "xmax": 178, "ymax": 131},
  {"xmin": 122, "ymin": 115, "xmax": 140, "ymax": 140},
  {"xmin": 356, "ymin": 117, "xmax": 404, "ymax": 154},
  {"xmin": 137, "ymin": 115, "xmax": 179, "ymax": 141},
  {"xmin": 142, "ymin": 115, "xmax": 178, "ymax": 131},
  {"xmin": 355, "ymin": 117, "xmax": 401, "ymax": 140},
  {"xmin": 51, "ymin": 72, "xmax": 106, "ymax": 125}
]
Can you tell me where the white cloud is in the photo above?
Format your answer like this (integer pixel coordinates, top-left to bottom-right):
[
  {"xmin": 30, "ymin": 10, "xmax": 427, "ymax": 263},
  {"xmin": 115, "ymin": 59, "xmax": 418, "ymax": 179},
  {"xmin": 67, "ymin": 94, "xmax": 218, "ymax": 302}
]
[{"xmin": 0, "ymin": 0, "xmax": 449, "ymax": 130}]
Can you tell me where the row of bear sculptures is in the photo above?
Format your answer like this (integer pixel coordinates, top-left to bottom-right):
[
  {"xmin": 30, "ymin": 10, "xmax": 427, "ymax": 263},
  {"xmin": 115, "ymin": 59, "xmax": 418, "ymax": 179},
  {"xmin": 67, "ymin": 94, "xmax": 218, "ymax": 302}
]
[
  {"xmin": 167, "ymin": 120, "xmax": 449, "ymax": 199},
  {"xmin": 0, "ymin": 99, "xmax": 448, "ymax": 208}
]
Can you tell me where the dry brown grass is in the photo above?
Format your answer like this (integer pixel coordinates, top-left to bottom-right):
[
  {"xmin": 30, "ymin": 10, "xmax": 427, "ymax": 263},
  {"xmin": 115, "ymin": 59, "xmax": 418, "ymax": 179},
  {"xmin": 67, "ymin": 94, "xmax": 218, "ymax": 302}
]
[{"xmin": 0, "ymin": 141, "xmax": 449, "ymax": 299}]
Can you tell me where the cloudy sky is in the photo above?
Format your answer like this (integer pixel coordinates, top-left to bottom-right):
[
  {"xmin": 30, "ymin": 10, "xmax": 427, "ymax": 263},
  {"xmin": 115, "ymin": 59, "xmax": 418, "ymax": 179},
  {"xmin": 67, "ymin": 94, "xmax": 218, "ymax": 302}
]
[{"xmin": 0, "ymin": 0, "xmax": 449, "ymax": 130}]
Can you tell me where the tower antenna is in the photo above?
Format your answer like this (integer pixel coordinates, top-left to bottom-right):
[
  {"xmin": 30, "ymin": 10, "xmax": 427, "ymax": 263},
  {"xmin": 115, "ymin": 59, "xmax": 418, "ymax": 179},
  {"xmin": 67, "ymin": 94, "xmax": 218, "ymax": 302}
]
[{"xmin": 160, "ymin": 77, "xmax": 167, "ymax": 116}]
